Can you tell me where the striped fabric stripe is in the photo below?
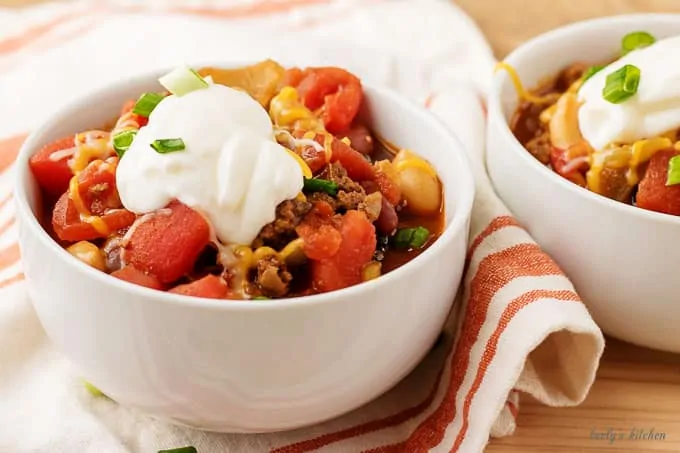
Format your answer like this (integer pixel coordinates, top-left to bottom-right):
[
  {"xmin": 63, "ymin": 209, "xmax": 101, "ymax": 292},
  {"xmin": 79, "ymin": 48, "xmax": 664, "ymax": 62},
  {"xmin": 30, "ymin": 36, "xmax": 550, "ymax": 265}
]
[{"xmin": 270, "ymin": 216, "xmax": 584, "ymax": 452}]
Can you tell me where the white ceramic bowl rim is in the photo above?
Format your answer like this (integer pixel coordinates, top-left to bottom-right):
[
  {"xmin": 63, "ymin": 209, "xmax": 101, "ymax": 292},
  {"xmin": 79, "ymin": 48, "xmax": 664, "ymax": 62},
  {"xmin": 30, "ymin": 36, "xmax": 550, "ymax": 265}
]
[
  {"xmin": 490, "ymin": 13, "xmax": 680, "ymax": 228},
  {"xmin": 14, "ymin": 63, "xmax": 475, "ymax": 311}
]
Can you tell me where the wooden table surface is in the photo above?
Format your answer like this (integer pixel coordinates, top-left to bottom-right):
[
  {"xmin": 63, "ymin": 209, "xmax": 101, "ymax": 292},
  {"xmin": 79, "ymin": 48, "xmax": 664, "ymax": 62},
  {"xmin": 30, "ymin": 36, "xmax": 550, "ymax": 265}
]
[{"xmin": 3, "ymin": 0, "xmax": 680, "ymax": 451}]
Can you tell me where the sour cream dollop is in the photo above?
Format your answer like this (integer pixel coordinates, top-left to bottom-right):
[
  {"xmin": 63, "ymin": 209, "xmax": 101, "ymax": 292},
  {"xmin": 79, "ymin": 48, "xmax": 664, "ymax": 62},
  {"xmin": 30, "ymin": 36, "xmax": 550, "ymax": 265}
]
[
  {"xmin": 578, "ymin": 35, "xmax": 680, "ymax": 151},
  {"xmin": 116, "ymin": 84, "xmax": 304, "ymax": 245}
]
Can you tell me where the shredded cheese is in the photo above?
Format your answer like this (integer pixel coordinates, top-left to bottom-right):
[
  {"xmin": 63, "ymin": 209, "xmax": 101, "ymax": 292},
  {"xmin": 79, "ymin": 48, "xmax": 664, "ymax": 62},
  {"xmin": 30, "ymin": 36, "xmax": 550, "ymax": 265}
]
[
  {"xmin": 495, "ymin": 62, "xmax": 560, "ymax": 105},
  {"xmin": 269, "ymin": 87, "xmax": 324, "ymax": 132},
  {"xmin": 586, "ymin": 137, "xmax": 672, "ymax": 192},
  {"xmin": 627, "ymin": 137, "xmax": 673, "ymax": 185}
]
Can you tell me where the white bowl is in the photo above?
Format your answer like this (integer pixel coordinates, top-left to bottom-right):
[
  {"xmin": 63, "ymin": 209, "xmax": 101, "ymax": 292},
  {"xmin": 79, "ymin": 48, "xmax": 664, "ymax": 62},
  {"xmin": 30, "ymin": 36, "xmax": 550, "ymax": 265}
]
[
  {"xmin": 487, "ymin": 14, "xmax": 680, "ymax": 353},
  {"xmin": 14, "ymin": 66, "xmax": 474, "ymax": 432}
]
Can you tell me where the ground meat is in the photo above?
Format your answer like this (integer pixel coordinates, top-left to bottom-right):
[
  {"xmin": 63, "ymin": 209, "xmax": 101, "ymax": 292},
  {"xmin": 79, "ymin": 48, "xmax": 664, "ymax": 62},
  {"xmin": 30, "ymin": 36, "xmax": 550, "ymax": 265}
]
[
  {"xmin": 308, "ymin": 192, "xmax": 337, "ymax": 210},
  {"xmin": 322, "ymin": 162, "xmax": 366, "ymax": 194},
  {"xmin": 253, "ymin": 199, "xmax": 311, "ymax": 249},
  {"xmin": 255, "ymin": 255, "xmax": 292, "ymax": 297},
  {"xmin": 319, "ymin": 162, "xmax": 367, "ymax": 210},
  {"xmin": 556, "ymin": 62, "xmax": 588, "ymax": 91},
  {"xmin": 526, "ymin": 130, "xmax": 552, "ymax": 165},
  {"xmin": 337, "ymin": 190, "xmax": 366, "ymax": 210}
]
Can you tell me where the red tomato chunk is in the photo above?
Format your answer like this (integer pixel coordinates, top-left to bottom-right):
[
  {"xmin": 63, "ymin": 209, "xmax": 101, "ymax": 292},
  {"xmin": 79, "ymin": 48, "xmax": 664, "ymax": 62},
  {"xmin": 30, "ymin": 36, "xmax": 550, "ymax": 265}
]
[
  {"xmin": 123, "ymin": 201, "xmax": 210, "ymax": 284},
  {"xmin": 112, "ymin": 265, "xmax": 164, "ymax": 290},
  {"xmin": 29, "ymin": 137, "xmax": 75, "ymax": 198},
  {"xmin": 310, "ymin": 210, "xmax": 376, "ymax": 292},
  {"xmin": 169, "ymin": 275, "xmax": 229, "ymax": 299},
  {"xmin": 637, "ymin": 149, "xmax": 680, "ymax": 216},
  {"xmin": 287, "ymin": 67, "xmax": 363, "ymax": 134},
  {"xmin": 52, "ymin": 192, "xmax": 136, "ymax": 242}
]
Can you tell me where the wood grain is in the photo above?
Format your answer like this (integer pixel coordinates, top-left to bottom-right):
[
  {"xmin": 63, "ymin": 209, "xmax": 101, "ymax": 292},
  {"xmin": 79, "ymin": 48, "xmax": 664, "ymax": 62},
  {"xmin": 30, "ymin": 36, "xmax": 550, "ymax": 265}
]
[{"xmin": 2, "ymin": 0, "xmax": 680, "ymax": 451}]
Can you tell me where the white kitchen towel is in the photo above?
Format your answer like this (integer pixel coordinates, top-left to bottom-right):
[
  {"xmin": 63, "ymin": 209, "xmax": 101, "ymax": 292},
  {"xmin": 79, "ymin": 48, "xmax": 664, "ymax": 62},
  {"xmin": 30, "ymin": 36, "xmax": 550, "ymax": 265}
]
[{"xmin": 0, "ymin": 1, "xmax": 605, "ymax": 452}]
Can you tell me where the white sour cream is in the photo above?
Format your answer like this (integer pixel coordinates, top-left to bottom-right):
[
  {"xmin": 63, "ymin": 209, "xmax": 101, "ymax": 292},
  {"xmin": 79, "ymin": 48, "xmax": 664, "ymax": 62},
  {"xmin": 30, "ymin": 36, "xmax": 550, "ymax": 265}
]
[
  {"xmin": 116, "ymin": 83, "xmax": 303, "ymax": 245},
  {"xmin": 578, "ymin": 35, "xmax": 680, "ymax": 151}
]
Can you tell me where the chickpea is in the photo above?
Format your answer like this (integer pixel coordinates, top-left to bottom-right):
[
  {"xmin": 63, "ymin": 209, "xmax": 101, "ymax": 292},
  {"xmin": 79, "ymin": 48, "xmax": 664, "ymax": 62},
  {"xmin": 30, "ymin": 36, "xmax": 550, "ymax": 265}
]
[
  {"xmin": 66, "ymin": 241, "xmax": 106, "ymax": 271},
  {"xmin": 393, "ymin": 150, "xmax": 442, "ymax": 216}
]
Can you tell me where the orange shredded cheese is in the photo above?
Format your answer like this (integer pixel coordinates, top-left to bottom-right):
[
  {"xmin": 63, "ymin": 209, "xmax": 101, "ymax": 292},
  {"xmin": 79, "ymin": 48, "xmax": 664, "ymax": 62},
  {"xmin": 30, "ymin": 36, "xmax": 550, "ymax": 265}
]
[{"xmin": 495, "ymin": 62, "xmax": 560, "ymax": 105}]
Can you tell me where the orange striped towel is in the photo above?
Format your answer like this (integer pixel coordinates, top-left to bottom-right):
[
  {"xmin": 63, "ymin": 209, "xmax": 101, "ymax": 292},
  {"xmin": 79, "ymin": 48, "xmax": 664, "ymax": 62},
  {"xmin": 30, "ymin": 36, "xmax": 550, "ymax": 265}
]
[{"xmin": 0, "ymin": 1, "xmax": 604, "ymax": 452}]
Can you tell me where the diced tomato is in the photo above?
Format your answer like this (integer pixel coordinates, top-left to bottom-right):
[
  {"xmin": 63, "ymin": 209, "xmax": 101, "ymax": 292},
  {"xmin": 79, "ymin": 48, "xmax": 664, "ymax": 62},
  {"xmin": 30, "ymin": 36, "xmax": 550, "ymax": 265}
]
[
  {"xmin": 291, "ymin": 129, "xmax": 328, "ymax": 174},
  {"xmin": 550, "ymin": 145, "xmax": 588, "ymax": 187},
  {"xmin": 111, "ymin": 265, "xmax": 164, "ymax": 290},
  {"xmin": 298, "ymin": 224, "xmax": 342, "ymax": 261},
  {"xmin": 52, "ymin": 192, "xmax": 136, "ymax": 242},
  {"xmin": 77, "ymin": 158, "xmax": 122, "ymax": 215},
  {"xmin": 637, "ymin": 149, "xmax": 680, "ymax": 215},
  {"xmin": 281, "ymin": 67, "xmax": 305, "ymax": 88},
  {"xmin": 288, "ymin": 67, "xmax": 363, "ymax": 134},
  {"xmin": 296, "ymin": 201, "xmax": 341, "ymax": 260},
  {"xmin": 310, "ymin": 210, "xmax": 376, "ymax": 292},
  {"xmin": 330, "ymin": 137, "xmax": 375, "ymax": 181},
  {"xmin": 124, "ymin": 201, "xmax": 211, "ymax": 284},
  {"xmin": 374, "ymin": 170, "xmax": 401, "ymax": 205},
  {"xmin": 29, "ymin": 137, "xmax": 75, "ymax": 198},
  {"xmin": 120, "ymin": 98, "xmax": 149, "ymax": 127},
  {"xmin": 169, "ymin": 275, "xmax": 228, "ymax": 299}
]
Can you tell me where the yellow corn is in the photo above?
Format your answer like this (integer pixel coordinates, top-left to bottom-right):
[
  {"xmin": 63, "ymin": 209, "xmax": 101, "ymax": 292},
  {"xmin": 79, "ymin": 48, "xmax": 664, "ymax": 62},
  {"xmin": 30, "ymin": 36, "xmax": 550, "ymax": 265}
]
[
  {"xmin": 362, "ymin": 261, "xmax": 382, "ymax": 281},
  {"xmin": 269, "ymin": 87, "xmax": 323, "ymax": 131}
]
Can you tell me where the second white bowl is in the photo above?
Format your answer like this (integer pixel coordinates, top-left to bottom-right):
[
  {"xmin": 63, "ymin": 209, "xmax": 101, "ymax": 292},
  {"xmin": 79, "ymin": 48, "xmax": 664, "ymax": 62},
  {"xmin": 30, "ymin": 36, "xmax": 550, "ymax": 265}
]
[{"xmin": 487, "ymin": 14, "xmax": 680, "ymax": 352}]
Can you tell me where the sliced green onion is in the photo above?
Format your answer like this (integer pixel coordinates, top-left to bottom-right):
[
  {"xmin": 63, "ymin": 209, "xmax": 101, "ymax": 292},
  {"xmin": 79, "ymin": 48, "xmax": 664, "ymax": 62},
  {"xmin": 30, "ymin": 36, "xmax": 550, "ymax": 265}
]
[
  {"xmin": 253, "ymin": 296, "xmax": 270, "ymax": 300},
  {"xmin": 82, "ymin": 380, "xmax": 105, "ymax": 397},
  {"xmin": 667, "ymin": 155, "xmax": 680, "ymax": 186},
  {"xmin": 158, "ymin": 447, "xmax": 197, "ymax": 453},
  {"xmin": 410, "ymin": 227, "xmax": 430, "ymax": 248},
  {"xmin": 132, "ymin": 92, "xmax": 165, "ymax": 117},
  {"xmin": 159, "ymin": 66, "xmax": 208, "ymax": 96},
  {"xmin": 622, "ymin": 31, "xmax": 656, "ymax": 55},
  {"xmin": 394, "ymin": 228, "xmax": 415, "ymax": 249},
  {"xmin": 151, "ymin": 138, "xmax": 186, "ymax": 154},
  {"xmin": 582, "ymin": 65, "xmax": 604, "ymax": 83},
  {"xmin": 112, "ymin": 130, "xmax": 137, "ymax": 157},
  {"xmin": 602, "ymin": 64, "xmax": 641, "ymax": 104},
  {"xmin": 303, "ymin": 177, "xmax": 339, "ymax": 196},
  {"xmin": 394, "ymin": 227, "xmax": 430, "ymax": 250}
]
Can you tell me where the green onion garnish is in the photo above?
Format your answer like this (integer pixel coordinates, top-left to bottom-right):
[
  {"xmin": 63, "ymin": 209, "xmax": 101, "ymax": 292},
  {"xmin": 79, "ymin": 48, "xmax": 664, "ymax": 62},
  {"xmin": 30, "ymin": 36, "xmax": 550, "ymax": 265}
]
[
  {"xmin": 132, "ymin": 92, "xmax": 164, "ymax": 117},
  {"xmin": 622, "ymin": 31, "xmax": 656, "ymax": 55},
  {"xmin": 393, "ymin": 226, "xmax": 430, "ymax": 250},
  {"xmin": 159, "ymin": 66, "xmax": 208, "ymax": 96},
  {"xmin": 112, "ymin": 130, "xmax": 137, "ymax": 157},
  {"xmin": 410, "ymin": 227, "xmax": 430, "ymax": 248},
  {"xmin": 582, "ymin": 65, "xmax": 604, "ymax": 83},
  {"xmin": 151, "ymin": 138, "xmax": 186, "ymax": 154},
  {"xmin": 667, "ymin": 155, "xmax": 680, "ymax": 186},
  {"xmin": 303, "ymin": 178, "xmax": 339, "ymax": 196},
  {"xmin": 158, "ymin": 447, "xmax": 197, "ymax": 453},
  {"xmin": 253, "ymin": 296, "xmax": 270, "ymax": 300},
  {"xmin": 83, "ymin": 380, "xmax": 105, "ymax": 397},
  {"xmin": 602, "ymin": 64, "xmax": 641, "ymax": 104}
]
